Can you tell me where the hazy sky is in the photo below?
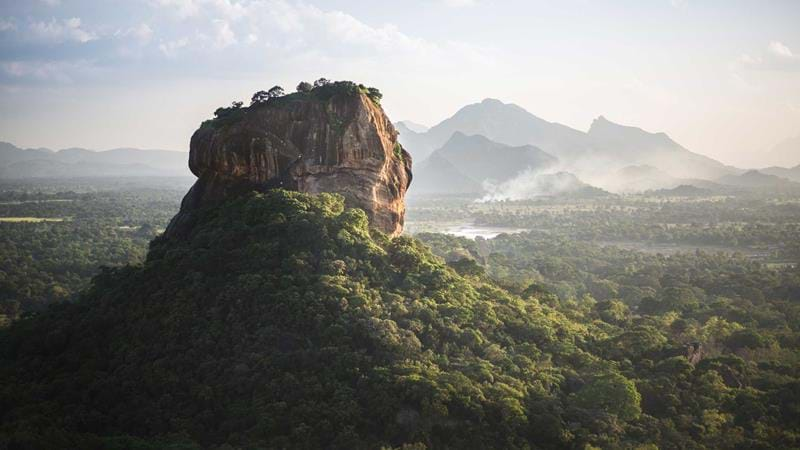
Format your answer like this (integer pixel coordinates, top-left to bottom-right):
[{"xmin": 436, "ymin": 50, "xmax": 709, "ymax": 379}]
[{"xmin": 0, "ymin": 0, "xmax": 798, "ymax": 167}]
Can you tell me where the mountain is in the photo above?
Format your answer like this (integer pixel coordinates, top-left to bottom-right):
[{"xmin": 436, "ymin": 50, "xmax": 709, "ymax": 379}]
[
  {"xmin": 646, "ymin": 184, "xmax": 713, "ymax": 197},
  {"xmin": 395, "ymin": 120, "xmax": 429, "ymax": 133},
  {"xmin": 764, "ymin": 134, "xmax": 800, "ymax": 168},
  {"xmin": 0, "ymin": 141, "xmax": 191, "ymax": 178},
  {"xmin": 0, "ymin": 189, "xmax": 640, "ymax": 449},
  {"xmin": 395, "ymin": 122, "xmax": 435, "ymax": 161},
  {"xmin": 397, "ymin": 99, "xmax": 739, "ymax": 192},
  {"xmin": 412, "ymin": 152, "xmax": 482, "ymax": 194},
  {"xmin": 410, "ymin": 132, "xmax": 557, "ymax": 196},
  {"xmin": 717, "ymin": 169, "xmax": 800, "ymax": 189},
  {"xmin": 761, "ymin": 164, "xmax": 800, "ymax": 183},
  {"xmin": 585, "ymin": 117, "xmax": 736, "ymax": 181},
  {"xmin": 409, "ymin": 98, "xmax": 590, "ymax": 163},
  {"xmin": 168, "ymin": 81, "xmax": 412, "ymax": 238}
]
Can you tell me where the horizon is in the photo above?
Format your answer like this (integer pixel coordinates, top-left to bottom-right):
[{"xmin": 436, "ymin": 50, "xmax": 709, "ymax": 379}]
[
  {"xmin": 1, "ymin": 0, "xmax": 799, "ymax": 167},
  {"xmin": 2, "ymin": 95, "xmax": 798, "ymax": 170}
]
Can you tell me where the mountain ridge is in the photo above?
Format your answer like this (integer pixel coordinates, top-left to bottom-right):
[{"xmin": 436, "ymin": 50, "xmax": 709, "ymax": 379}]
[
  {"xmin": 0, "ymin": 141, "xmax": 191, "ymax": 178},
  {"xmin": 397, "ymin": 99, "xmax": 740, "ymax": 193}
]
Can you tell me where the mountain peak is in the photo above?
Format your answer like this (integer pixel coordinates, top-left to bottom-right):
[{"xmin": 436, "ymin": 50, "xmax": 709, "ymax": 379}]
[{"xmin": 480, "ymin": 98, "xmax": 505, "ymax": 106}]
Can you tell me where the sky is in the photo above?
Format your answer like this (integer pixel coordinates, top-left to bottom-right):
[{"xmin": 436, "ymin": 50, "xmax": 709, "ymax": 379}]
[{"xmin": 0, "ymin": 0, "xmax": 798, "ymax": 167}]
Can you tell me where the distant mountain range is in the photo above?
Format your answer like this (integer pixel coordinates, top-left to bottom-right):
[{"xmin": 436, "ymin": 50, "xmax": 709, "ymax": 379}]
[
  {"xmin": 0, "ymin": 142, "xmax": 191, "ymax": 178},
  {"xmin": 397, "ymin": 98, "xmax": 738, "ymax": 183},
  {"xmin": 761, "ymin": 165, "xmax": 800, "ymax": 183},
  {"xmin": 397, "ymin": 99, "xmax": 800, "ymax": 198},
  {"xmin": 717, "ymin": 170, "xmax": 800, "ymax": 189}
]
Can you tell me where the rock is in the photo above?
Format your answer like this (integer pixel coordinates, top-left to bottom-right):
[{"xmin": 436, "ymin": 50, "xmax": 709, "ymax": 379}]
[{"xmin": 165, "ymin": 84, "xmax": 412, "ymax": 238}]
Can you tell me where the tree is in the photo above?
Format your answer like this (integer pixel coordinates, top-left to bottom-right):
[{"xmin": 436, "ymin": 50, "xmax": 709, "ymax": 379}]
[
  {"xmin": 366, "ymin": 87, "xmax": 383, "ymax": 104},
  {"xmin": 725, "ymin": 329, "xmax": 767, "ymax": 351},
  {"xmin": 267, "ymin": 85, "xmax": 285, "ymax": 98},
  {"xmin": 231, "ymin": 101, "xmax": 243, "ymax": 108},
  {"xmin": 572, "ymin": 372, "xmax": 642, "ymax": 421},
  {"xmin": 296, "ymin": 81, "xmax": 313, "ymax": 93},
  {"xmin": 313, "ymin": 77, "xmax": 331, "ymax": 88},
  {"xmin": 250, "ymin": 90, "xmax": 269, "ymax": 105}
]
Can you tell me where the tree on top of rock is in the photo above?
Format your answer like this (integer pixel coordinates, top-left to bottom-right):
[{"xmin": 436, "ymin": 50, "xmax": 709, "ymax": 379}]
[{"xmin": 251, "ymin": 86, "xmax": 285, "ymax": 106}]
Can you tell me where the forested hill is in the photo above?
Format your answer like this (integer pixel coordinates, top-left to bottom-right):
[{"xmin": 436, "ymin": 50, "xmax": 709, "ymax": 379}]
[{"xmin": 1, "ymin": 190, "xmax": 798, "ymax": 449}]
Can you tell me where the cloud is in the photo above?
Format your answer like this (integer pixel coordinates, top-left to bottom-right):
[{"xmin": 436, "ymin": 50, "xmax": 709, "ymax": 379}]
[
  {"xmin": 1, "ymin": 60, "xmax": 93, "ymax": 83},
  {"xmin": 0, "ymin": 18, "xmax": 17, "ymax": 32},
  {"xmin": 768, "ymin": 41, "xmax": 794, "ymax": 59},
  {"xmin": 119, "ymin": 23, "xmax": 154, "ymax": 43},
  {"xmin": 40, "ymin": 0, "xmax": 62, "ymax": 6},
  {"xmin": 441, "ymin": 0, "xmax": 477, "ymax": 7},
  {"xmin": 158, "ymin": 37, "xmax": 190, "ymax": 56},
  {"xmin": 151, "ymin": 0, "xmax": 200, "ymax": 18},
  {"xmin": 212, "ymin": 20, "xmax": 236, "ymax": 48},
  {"xmin": 737, "ymin": 41, "xmax": 800, "ymax": 71},
  {"xmin": 29, "ymin": 17, "xmax": 97, "ymax": 43},
  {"xmin": 145, "ymin": 0, "xmax": 491, "ymax": 64},
  {"xmin": 670, "ymin": 0, "xmax": 688, "ymax": 9}
]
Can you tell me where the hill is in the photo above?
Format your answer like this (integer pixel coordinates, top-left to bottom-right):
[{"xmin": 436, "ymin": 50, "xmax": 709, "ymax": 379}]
[
  {"xmin": 411, "ymin": 152, "xmax": 482, "ymax": 195},
  {"xmin": 761, "ymin": 164, "xmax": 800, "ymax": 183},
  {"xmin": 1, "ymin": 190, "xmax": 638, "ymax": 449},
  {"xmin": 646, "ymin": 184, "xmax": 713, "ymax": 197},
  {"xmin": 717, "ymin": 169, "xmax": 800, "ymax": 189},
  {"xmin": 0, "ymin": 142, "xmax": 190, "ymax": 178},
  {"xmin": 411, "ymin": 132, "xmax": 557, "ymax": 196}
]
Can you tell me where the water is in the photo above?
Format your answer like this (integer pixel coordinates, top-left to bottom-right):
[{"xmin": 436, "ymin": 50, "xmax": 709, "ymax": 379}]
[{"xmin": 443, "ymin": 224, "xmax": 529, "ymax": 240}]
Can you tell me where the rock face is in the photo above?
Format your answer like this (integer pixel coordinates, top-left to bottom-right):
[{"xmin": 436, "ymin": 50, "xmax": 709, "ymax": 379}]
[{"xmin": 165, "ymin": 87, "xmax": 412, "ymax": 237}]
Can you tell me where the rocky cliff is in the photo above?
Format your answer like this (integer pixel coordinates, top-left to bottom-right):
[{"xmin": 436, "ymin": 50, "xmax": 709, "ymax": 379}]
[{"xmin": 165, "ymin": 82, "xmax": 412, "ymax": 238}]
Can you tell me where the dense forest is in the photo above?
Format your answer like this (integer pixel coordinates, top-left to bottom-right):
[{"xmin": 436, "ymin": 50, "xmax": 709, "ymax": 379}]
[
  {"xmin": 1, "ymin": 188, "xmax": 799, "ymax": 449},
  {"xmin": 0, "ymin": 179, "xmax": 187, "ymax": 324}
]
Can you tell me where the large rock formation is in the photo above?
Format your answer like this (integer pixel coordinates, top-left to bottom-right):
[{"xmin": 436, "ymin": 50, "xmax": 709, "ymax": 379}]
[{"xmin": 166, "ymin": 83, "xmax": 412, "ymax": 237}]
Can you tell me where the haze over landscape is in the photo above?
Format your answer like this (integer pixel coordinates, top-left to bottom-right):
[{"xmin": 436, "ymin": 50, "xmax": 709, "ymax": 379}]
[
  {"xmin": 1, "ymin": 2, "xmax": 800, "ymax": 449},
  {"xmin": 0, "ymin": 0, "xmax": 799, "ymax": 168}
]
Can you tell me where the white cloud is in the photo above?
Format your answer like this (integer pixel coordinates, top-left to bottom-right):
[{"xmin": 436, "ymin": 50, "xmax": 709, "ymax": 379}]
[
  {"xmin": 212, "ymin": 20, "xmax": 236, "ymax": 48},
  {"xmin": 738, "ymin": 53, "xmax": 761, "ymax": 66},
  {"xmin": 40, "ymin": 0, "xmax": 62, "ymax": 6},
  {"xmin": 152, "ymin": 0, "xmax": 200, "ymax": 19},
  {"xmin": 1, "ymin": 60, "xmax": 90, "ymax": 83},
  {"xmin": 145, "ymin": 0, "xmax": 491, "ymax": 64},
  {"xmin": 119, "ymin": 23, "xmax": 154, "ymax": 43},
  {"xmin": 441, "ymin": 0, "xmax": 477, "ymax": 7},
  {"xmin": 29, "ymin": 17, "xmax": 97, "ymax": 43},
  {"xmin": 768, "ymin": 41, "xmax": 794, "ymax": 59},
  {"xmin": 737, "ymin": 41, "xmax": 799, "ymax": 71},
  {"xmin": 159, "ymin": 37, "xmax": 190, "ymax": 56},
  {"xmin": 0, "ymin": 18, "xmax": 16, "ymax": 32}
]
